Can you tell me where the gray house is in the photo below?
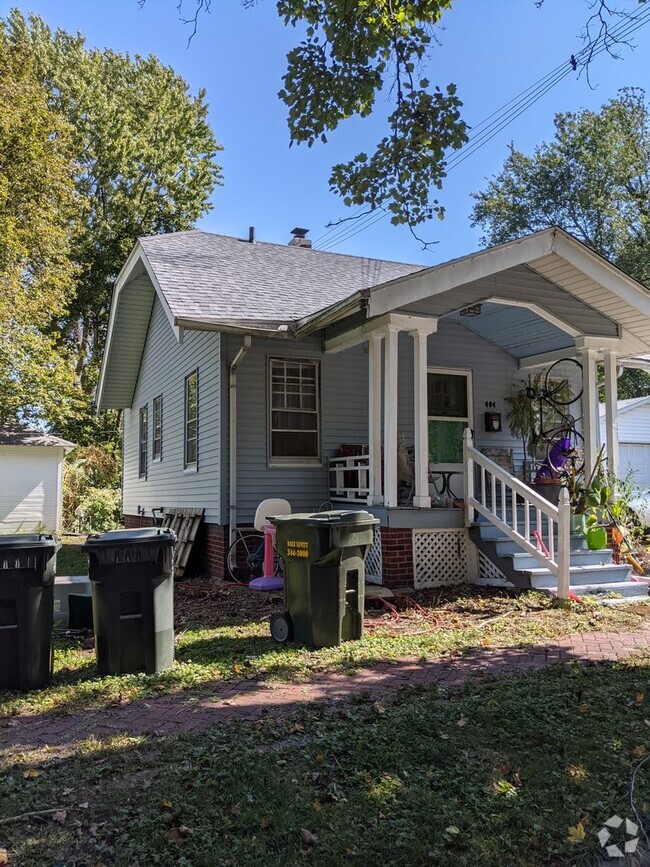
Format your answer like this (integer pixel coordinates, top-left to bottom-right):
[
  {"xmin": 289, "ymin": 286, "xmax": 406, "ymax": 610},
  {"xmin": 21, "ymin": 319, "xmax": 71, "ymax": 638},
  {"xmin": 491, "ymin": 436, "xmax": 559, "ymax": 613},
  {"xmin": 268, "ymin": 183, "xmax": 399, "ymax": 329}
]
[{"xmin": 97, "ymin": 226, "xmax": 650, "ymax": 599}]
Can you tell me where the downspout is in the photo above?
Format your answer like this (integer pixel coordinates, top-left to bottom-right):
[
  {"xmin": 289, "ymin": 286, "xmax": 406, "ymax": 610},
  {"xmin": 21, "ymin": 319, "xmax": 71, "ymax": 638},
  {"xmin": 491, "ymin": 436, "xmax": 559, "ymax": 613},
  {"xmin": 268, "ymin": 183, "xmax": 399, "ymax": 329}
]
[{"xmin": 229, "ymin": 336, "xmax": 252, "ymax": 544}]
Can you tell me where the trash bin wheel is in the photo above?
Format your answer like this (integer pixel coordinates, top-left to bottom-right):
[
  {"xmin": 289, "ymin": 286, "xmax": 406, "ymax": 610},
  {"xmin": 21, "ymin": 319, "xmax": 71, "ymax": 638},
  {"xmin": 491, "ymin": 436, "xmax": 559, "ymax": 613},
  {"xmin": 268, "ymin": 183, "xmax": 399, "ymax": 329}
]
[{"xmin": 270, "ymin": 612, "xmax": 293, "ymax": 644}]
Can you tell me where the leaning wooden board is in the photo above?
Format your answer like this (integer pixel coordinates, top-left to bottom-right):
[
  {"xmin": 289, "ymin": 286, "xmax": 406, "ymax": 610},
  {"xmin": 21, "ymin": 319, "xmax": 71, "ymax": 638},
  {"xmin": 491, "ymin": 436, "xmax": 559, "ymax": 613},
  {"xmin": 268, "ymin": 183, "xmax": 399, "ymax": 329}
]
[{"xmin": 162, "ymin": 508, "xmax": 204, "ymax": 578}]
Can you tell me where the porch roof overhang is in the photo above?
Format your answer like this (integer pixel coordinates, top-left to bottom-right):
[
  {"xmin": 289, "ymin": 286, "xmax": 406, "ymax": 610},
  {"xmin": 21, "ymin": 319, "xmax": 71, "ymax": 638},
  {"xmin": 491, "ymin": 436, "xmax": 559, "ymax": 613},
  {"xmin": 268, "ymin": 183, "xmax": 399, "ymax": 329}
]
[{"xmin": 316, "ymin": 227, "xmax": 650, "ymax": 364}]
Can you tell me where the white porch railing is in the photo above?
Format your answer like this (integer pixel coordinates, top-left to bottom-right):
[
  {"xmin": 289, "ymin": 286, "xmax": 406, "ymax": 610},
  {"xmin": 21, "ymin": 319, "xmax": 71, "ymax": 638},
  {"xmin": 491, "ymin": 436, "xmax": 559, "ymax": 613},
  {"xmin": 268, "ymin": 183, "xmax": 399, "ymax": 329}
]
[
  {"xmin": 463, "ymin": 429, "xmax": 571, "ymax": 599},
  {"xmin": 329, "ymin": 455, "xmax": 370, "ymax": 503}
]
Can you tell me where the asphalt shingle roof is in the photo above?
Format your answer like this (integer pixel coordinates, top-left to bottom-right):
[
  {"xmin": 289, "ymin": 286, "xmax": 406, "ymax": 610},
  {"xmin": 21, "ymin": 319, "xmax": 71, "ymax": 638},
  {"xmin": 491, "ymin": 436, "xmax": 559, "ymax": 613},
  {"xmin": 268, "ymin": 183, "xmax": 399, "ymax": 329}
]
[
  {"xmin": 138, "ymin": 230, "xmax": 425, "ymax": 323},
  {"xmin": 0, "ymin": 425, "xmax": 75, "ymax": 449}
]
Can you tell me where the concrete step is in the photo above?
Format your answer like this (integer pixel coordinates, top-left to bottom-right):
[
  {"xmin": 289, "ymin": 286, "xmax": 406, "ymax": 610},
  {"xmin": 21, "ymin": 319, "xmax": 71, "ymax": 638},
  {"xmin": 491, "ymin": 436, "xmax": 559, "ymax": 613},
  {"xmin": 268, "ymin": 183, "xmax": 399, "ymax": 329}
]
[
  {"xmin": 528, "ymin": 563, "xmax": 632, "ymax": 590},
  {"xmin": 492, "ymin": 534, "xmax": 587, "ymax": 555},
  {"xmin": 597, "ymin": 595, "xmax": 650, "ymax": 606}
]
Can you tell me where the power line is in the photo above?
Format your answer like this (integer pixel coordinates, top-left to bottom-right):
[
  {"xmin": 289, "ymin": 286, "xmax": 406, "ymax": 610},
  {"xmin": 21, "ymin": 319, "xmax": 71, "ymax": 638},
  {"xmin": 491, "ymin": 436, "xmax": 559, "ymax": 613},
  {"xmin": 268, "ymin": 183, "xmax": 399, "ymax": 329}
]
[{"xmin": 315, "ymin": 6, "xmax": 650, "ymax": 252}]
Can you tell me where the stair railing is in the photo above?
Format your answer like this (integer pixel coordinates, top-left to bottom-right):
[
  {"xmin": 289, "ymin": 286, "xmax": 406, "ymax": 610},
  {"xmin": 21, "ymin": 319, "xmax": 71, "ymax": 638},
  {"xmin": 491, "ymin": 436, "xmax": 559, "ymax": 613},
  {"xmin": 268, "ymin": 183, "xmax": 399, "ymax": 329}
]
[{"xmin": 463, "ymin": 429, "xmax": 571, "ymax": 599}]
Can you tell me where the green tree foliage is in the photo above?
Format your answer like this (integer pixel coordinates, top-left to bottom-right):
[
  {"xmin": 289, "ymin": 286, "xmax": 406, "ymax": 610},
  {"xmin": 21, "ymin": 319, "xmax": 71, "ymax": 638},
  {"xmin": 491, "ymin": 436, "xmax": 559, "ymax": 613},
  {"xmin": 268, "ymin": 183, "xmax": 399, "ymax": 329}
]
[
  {"xmin": 4, "ymin": 10, "xmax": 223, "ymax": 444},
  {"xmin": 472, "ymin": 88, "xmax": 650, "ymax": 398},
  {"xmin": 0, "ymin": 31, "xmax": 82, "ymax": 427},
  {"xmin": 154, "ymin": 0, "xmax": 644, "ymax": 234},
  {"xmin": 278, "ymin": 0, "xmax": 467, "ymax": 229}
]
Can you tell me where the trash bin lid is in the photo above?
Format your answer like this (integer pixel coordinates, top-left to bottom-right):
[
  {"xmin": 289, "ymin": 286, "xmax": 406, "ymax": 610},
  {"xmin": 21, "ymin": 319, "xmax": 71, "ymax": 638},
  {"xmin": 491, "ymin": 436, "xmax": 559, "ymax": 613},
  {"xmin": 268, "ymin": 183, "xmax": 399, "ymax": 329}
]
[
  {"xmin": 0, "ymin": 533, "xmax": 58, "ymax": 551},
  {"xmin": 270, "ymin": 510, "xmax": 379, "ymax": 528},
  {"xmin": 82, "ymin": 527, "xmax": 176, "ymax": 551}
]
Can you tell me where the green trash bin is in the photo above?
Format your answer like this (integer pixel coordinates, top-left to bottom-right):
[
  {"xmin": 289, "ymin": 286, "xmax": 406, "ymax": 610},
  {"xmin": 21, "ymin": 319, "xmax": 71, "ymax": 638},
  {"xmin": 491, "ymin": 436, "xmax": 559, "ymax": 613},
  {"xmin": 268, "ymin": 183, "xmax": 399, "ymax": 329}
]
[
  {"xmin": 0, "ymin": 534, "xmax": 59, "ymax": 690},
  {"xmin": 269, "ymin": 510, "xmax": 378, "ymax": 648},
  {"xmin": 82, "ymin": 528, "xmax": 176, "ymax": 676}
]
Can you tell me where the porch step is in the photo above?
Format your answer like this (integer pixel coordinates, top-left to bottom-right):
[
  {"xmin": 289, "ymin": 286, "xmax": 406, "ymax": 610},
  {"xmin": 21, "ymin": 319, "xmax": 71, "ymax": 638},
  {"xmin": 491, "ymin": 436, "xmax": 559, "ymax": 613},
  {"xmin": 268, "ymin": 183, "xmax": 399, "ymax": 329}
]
[
  {"xmin": 508, "ymin": 548, "xmax": 613, "ymax": 571},
  {"xmin": 493, "ymin": 535, "xmax": 588, "ymax": 556},
  {"xmin": 545, "ymin": 582, "xmax": 649, "ymax": 602},
  {"xmin": 527, "ymin": 563, "xmax": 633, "ymax": 590}
]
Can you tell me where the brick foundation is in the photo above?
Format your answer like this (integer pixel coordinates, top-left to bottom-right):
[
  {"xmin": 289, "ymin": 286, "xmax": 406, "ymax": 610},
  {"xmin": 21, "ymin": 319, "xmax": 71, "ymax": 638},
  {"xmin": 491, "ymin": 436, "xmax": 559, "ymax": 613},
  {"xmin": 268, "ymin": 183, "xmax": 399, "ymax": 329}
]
[
  {"xmin": 122, "ymin": 514, "xmax": 154, "ymax": 529},
  {"xmin": 195, "ymin": 523, "xmax": 229, "ymax": 581},
  {"xmin": 379, "ymin": 527, "xmax": 414, "ymax": 589},
  {"xmin": 122, "ymin": 514, "xmax": 229, "ymax": 582}
]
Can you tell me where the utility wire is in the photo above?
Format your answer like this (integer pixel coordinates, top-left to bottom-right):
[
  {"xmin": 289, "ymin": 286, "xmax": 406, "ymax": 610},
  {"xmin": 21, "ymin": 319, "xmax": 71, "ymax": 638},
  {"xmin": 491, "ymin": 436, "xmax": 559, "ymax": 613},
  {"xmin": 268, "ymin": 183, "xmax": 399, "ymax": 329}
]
[{"xmin": 315, "ymin": 6, "xmax": 650, "ymax": 252}]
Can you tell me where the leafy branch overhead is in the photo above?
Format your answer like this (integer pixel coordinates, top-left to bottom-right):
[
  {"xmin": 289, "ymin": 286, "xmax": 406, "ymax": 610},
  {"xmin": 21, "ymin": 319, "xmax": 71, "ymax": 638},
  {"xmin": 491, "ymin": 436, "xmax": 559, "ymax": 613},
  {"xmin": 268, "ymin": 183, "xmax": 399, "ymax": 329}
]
[
  {"xmin": 157, "ymin": 0, "xmax": 644, "ymax": 231},
  {"xmin": 277, "ymin": 0, "xmax": 467, "ymax": 227}
]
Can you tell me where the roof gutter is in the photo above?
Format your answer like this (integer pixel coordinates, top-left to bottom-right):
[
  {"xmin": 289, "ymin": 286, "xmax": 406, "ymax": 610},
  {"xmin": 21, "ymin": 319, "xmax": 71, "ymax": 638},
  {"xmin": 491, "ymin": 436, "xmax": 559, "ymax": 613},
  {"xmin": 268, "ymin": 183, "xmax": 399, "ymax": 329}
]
[
  {"xmin": 175, "ymin": 316, "xmax": 291, "ymax": 339},
  {"xmin": 290, "ymin": 289, "xmax": 370, "ymax": 339},
  {"xmin": 229, "ymin": 335, "xmax": 252, "ymax": 544}
]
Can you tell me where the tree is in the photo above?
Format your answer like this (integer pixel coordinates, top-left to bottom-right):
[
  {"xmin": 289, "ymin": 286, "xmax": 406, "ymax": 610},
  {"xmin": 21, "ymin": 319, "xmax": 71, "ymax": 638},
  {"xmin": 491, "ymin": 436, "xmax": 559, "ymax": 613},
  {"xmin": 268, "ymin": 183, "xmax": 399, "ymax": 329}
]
[
  {"xmin": 4, "ymin": 10, "xmax": 223, "ymax": 444},
  {"xmin": 471, "ymin": 87, "xmax": 650, "ymax": 398},
  {"xmin": 148, "ymin": 0, "xmax": 645, "ymax": 235},
  {"xmin": 0, "ymin": 31, "xmax": 82, "ymax": 428}
]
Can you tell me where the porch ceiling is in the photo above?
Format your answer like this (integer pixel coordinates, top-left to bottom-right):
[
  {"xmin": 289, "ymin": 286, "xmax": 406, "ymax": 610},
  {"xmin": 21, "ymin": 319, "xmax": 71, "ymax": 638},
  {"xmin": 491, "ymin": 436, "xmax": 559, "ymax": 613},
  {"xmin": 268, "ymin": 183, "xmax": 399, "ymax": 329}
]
[
  {"xmin": 445, "ymin": 301, "xmax": 575, "ymax": 359},
  {"xmin": 399, "ymin": 263, "xmax": 619, "ymax": 340}
]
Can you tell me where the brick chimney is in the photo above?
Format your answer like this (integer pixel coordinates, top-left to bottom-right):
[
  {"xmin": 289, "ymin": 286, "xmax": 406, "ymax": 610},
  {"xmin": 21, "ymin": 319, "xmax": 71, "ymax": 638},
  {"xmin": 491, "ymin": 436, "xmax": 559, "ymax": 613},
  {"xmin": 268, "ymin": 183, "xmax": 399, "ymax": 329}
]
[{"xmin": 288, "ymin": 227, "xmax": 311, "ymax": 249}]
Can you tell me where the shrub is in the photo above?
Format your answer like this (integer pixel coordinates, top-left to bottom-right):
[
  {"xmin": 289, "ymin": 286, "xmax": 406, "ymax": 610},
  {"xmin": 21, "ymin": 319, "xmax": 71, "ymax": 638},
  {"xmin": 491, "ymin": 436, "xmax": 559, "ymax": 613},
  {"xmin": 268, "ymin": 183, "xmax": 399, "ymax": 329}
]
[
  {"xmin": 76, "ymin": 486, "xmax": 122, "ymax": 533},
  {"xmin": 63, "ymin": 445, "xmax": 121, "ymax": 531}
]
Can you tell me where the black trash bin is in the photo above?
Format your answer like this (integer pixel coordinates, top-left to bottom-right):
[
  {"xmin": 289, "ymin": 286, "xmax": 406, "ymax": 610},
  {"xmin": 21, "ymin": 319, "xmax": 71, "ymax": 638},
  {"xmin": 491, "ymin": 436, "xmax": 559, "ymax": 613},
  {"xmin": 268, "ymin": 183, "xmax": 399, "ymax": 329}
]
[
  {"xmin": 269, "ymin": 510, "xmax": 378, "ymax": 648},
  {"xmin": 0, "ymin": 534, "xmax": 59, "ymax": 690},
  {"xmin": 82, "ymin": 528, "xmax": 176, "ymax": 676}
]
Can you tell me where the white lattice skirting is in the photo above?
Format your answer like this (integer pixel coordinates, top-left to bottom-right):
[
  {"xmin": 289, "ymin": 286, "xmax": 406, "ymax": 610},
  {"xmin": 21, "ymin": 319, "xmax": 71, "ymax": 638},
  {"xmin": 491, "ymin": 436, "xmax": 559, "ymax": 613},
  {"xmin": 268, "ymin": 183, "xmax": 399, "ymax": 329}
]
[
  {"xmin": 365, "ymin": 526, "xmax": 383, "ymax": 585},
  {"xmin": 413, "ymin": 529, "xmax": 468, "ymax": 589},
  {"xmin": 475, "ymin": 550, "xmax": 512, "ymax": 587}
]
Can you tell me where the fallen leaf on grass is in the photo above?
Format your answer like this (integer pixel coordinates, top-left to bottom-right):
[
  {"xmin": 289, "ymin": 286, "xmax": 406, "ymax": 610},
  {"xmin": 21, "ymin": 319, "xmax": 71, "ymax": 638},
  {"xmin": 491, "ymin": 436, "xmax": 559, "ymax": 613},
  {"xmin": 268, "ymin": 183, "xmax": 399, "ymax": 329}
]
[
  {"xmin": 52, "ymin": 811, "xmax": 67, "ymax": 825},
  {"xmin": 0, "ymin": 848, "xmax": 8, "ymax": 865},
  {"xmin": 445, "ymin": 826, "xmax": 461, "ymax": 835},
  {"xmin": 633, "ymin": 745, "xmax": 647, "ymax": 758},
  {"xmin": 167, "ymin": 826, "xmax": 192, "ymax": 843},
  {"xmin": 374, "ymin": 702, "xmax": 386, "ymax": 714},
  {"xmin": 300, "ymin": 828, "xmax": 318, "ymax": 847},
  {"xmin": 578, "ymin": 704, "xmax": 589, "ymax": 715},
  {"xmin": 260, "ymin": 816, "xmax": 272, "ymax": 829},
  {"xmin": 567, "ymin": 823, "xmax": 586, "ymax": 844},
  {"xmin": 457, "ymin": 718, "xmax": 468, "ymax": 727},
  {"xmin": 636, "ymin": 691, "xmax": 645, "ymax": 703},
  {"xmin": 22, "ymin": 769, "xmax": 40, "ymax": 779},
  {"xmin": 62, "ymin": 787, "xmax": 74, "ymax": 796},
  {"xmin": 78, "ymin": 802, "xmax": 89, "ymax": 809}
]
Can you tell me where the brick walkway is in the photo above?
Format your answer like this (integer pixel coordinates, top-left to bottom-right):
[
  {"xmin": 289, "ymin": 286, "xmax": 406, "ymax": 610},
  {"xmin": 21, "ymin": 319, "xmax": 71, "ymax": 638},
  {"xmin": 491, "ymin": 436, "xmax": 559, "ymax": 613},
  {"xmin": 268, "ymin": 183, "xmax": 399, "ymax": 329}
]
[{"xmin": 2, "ymin": 626, "xmax": 650, "ymax": 757}]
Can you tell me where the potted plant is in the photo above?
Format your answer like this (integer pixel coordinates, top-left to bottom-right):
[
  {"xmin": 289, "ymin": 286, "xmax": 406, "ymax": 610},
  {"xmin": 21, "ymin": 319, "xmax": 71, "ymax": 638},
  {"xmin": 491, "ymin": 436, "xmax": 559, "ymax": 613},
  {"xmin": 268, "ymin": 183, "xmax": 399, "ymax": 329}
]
[{"xmin": 561, "ymin": 447, "xmax": 610, "ymax": 546}]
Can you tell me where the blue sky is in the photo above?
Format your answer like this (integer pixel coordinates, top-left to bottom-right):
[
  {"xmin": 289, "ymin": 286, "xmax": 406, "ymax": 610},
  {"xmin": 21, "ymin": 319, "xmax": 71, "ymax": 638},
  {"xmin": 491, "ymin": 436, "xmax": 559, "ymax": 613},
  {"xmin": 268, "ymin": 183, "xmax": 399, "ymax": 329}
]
[{"xmin": 5, "ymin": 0, "xmax": 650, "ymax": 266}]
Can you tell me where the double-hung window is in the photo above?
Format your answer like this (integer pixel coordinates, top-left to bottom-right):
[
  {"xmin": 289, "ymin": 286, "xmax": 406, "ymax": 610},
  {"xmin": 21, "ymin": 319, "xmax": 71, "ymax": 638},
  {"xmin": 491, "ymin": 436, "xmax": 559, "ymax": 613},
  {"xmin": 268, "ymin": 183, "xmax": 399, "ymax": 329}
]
[
  {"xmin": 269, "ymin": 358, "xmax": 320, "ymax": 464},
  {"xmin": 138, "ymin": 405, "xmax": 148, "ymax": 479},
  {"xmin": 184, "ymin": 370, "xmax": 198, "ymax": 469},
  {"xmin": 152, "ymin": 395, "xmax": 163, "ymax": 461}
]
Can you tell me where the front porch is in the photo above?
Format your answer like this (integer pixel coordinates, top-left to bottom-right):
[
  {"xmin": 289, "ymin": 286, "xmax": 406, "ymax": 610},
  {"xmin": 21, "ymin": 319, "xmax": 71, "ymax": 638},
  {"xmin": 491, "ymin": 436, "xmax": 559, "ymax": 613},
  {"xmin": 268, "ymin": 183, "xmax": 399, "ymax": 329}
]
[{"xmin": 317, "ymin": 228, "xmax": 650, "ymax": 595}]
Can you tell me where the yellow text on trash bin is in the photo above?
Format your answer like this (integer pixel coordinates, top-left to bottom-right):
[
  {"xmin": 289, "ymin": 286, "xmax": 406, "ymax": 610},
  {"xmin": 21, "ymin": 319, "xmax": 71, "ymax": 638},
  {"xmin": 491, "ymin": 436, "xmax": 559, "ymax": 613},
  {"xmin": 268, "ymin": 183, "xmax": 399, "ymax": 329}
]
[{"xmin": 286, "ymin": 540, "xmax": 310, "ymax": 558}]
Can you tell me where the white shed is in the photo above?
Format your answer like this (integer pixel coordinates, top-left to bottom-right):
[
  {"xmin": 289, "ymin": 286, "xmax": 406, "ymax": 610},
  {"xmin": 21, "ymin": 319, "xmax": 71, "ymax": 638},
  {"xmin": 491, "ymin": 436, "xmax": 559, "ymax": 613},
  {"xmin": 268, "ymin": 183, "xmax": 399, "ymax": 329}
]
[
  {"xmin": 599, "ymin": 396, "xmax": 650, "ymax": 488},
  {"xmin": 0, "ymin": 426, "xmax": 75, "ymax": 532}
]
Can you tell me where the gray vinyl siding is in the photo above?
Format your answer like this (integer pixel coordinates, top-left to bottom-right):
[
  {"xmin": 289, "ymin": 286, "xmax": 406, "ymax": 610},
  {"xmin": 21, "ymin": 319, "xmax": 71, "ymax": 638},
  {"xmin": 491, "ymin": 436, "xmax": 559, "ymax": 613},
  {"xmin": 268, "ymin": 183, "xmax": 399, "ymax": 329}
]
[
  {"xmin": 227, "ymin": 334, "xmax": 369, "ymax": 524},
  {"xmin": 123, "ymin": 298, "xmax": 222, "ymax": 523},
  {"xmin": 227, "ymin": 321, "xmax": 525, "ymax": 525}
]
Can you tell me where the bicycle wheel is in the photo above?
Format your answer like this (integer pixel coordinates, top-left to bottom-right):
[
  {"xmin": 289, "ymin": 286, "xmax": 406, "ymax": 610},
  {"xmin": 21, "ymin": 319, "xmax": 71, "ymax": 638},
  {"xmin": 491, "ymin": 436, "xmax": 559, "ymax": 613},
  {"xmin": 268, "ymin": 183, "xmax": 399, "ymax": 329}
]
[
  {"xmin": 226, "ymin": 534, "xmax": 283, "ymax": 583},
  {"xmin": 544, "ymin": 358, "xmax": 583, "ymax": 406},
  {"xmin": 545, "ymin": 426, "xmax": 585, "ymax": 475}
]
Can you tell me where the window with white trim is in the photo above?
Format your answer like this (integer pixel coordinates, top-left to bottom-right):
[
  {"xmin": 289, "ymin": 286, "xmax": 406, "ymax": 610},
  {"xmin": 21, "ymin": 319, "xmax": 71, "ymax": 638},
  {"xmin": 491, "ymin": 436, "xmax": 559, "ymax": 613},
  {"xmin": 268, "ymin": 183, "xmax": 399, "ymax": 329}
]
[
  {"xmin": 152, "ymin": 395, "xmax": 162, "ymax": 461},
  {"xmin": 138, "ymin": 405, "xmax": 148, "ymax": 479},
  {"xmin": 269, "ymin": 358, "xmax": 320, "ymax": 463},
  {"xmin": 427, "ymin": 369, "xmax": 472, "ymax": 465},
  {"xmin": 184, "ymin": 371, "xmax": 198, "ymax": 469}
]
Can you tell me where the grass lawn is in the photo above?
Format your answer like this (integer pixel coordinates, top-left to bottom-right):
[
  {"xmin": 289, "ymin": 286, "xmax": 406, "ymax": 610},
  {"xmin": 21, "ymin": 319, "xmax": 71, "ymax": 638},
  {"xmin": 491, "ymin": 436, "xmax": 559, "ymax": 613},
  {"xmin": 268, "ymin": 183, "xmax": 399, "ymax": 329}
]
[
  {"xmin": 55, "ymin": 541, "xmax": 88, "ymax": 576},
  {"xmin": 1, "ymin": 585, "xmax": 649, "ymax": 718},
  {"xmin": 2, "ymin": 657, "xmax": 650, "ymax": 865}
]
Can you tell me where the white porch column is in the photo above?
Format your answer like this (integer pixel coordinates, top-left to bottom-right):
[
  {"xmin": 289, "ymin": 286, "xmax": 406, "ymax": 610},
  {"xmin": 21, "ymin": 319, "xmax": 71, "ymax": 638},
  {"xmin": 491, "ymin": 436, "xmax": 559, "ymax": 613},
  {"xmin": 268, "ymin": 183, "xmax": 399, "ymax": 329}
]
[
  {"xmin": 581, "ymin": 348, "xmax": 599, "ymax": 474},
  {"xmin": 383, "ymin": 325, "xmax": 399, "ymax": 507},
  {"xmin": 368, "ymin": 332, "xmax": 384, "ymax": 505},
  {"xmin": 603, "ymin": 349, "xmax": 620, "ymax": 480},
  {"xmin": 411, "ymin": 324, "xmax": 437, "ymax": 508}
]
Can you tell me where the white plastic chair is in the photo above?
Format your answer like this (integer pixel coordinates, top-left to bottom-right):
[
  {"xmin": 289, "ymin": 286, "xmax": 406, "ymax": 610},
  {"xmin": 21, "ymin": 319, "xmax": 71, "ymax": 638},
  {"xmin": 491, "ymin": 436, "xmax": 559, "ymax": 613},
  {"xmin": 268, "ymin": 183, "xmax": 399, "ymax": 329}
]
[{"xmin": 253, "ymin": 498, "xmax": 291, "ymax": 531}]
